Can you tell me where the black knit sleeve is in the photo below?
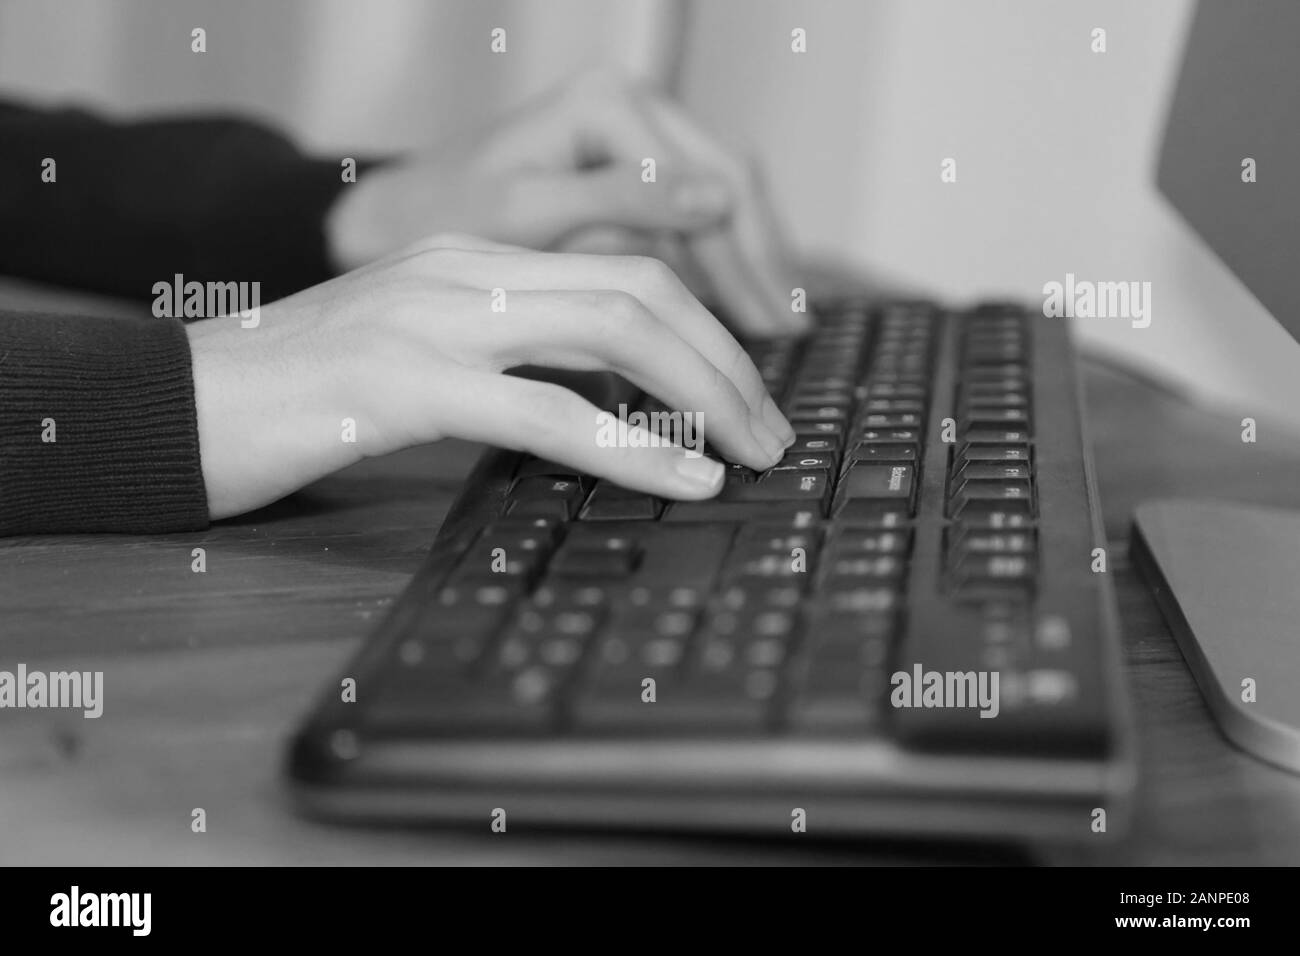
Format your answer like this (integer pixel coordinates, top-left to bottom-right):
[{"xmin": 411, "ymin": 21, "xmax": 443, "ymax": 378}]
[
  {"xmin": 0, "ymin": 309, "xmax": 209, "ymax": 535},
  {"xmin": 0, "ymin": 99, "xmax": 356, "ymax": 303}
]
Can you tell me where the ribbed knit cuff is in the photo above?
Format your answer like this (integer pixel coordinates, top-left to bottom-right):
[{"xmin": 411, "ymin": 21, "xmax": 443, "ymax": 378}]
[{"xmin": 0, "ymin": 309, "xmax": 210, "ymax": 535}]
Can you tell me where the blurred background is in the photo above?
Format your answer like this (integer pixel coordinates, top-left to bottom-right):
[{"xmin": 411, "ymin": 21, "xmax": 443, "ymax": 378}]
[{"xmin": 2, "ymin": 0, "xmax": 1295, "ymax": 423}]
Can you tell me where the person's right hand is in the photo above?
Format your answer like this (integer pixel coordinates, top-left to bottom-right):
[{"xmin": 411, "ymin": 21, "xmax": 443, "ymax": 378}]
[{"xmin": 187, "ymin": 234, "xmax": 796, "ymax": 521}]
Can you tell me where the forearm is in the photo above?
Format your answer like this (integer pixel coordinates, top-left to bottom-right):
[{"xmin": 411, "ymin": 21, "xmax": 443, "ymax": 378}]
[{"xmin": 0, "ymin": 100, "xmax": 353, "ymax": 303}]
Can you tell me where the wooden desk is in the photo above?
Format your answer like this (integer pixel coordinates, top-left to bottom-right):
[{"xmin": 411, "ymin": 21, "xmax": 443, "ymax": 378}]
[{"xmin": 3, "ymin": 343, "xmax": 1300, "ymax": 864}]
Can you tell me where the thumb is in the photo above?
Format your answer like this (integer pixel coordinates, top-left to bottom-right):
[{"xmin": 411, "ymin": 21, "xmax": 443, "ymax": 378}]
[{"xmin": 513, "ymin": 165, "xmax": 733, "ymax": 244}]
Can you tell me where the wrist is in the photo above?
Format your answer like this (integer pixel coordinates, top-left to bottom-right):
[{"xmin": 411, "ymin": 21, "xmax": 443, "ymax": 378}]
[{"xmin": 187, "ymin": 308, "xmax": 366, "ymax": 520}]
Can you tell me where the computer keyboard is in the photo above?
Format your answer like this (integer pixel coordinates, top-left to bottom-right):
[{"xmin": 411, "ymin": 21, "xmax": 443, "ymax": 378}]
[{"xmin": 287, "ymin": 298, "xmax": 1134, "ymax": 841}]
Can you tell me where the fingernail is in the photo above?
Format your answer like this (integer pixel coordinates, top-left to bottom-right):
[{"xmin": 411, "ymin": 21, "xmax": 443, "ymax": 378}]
[
  {"xmin": 761, "ymin": 395, "xmax": 796, "ymax": 443},
  {"xmin": 749, "ymin": 418, "xmax": 787, "ymax": 464},
  {"xmin": 672, "ymin": 179, "xmax": 731, "ymax": 218},
  {"xmin": 674, "ymin": 454, "xmax": 725, "ymax": 493}
]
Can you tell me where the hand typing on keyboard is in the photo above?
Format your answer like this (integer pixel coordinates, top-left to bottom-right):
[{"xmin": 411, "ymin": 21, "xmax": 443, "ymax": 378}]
[
  {"xmin": 180, "ymin": 69, "xmax": 813, "ymax": 523},
  {"xmin": 187, "ymin": 235, "xmax": 796, "ymax": 520},
  {"xmin": 325, "ymin": 70, "xmax": 806, "ymax": 337}
]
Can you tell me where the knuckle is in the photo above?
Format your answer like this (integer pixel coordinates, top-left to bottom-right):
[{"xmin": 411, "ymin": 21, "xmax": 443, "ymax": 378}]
[
  {"xmin": 588, "ymin": 289, "xmax": 649, "ymax": 331},
  {"xmin": 625, "ymin": 255, "xmax": 679, "ymax": 294},
  {"xmin": 393, "ymin": 232, "xmax": 471, "ymax": 260},
  {"xmin": 418, "ymin": 245, "xmax": 478, "ymax": 273},
  {"xmin": 423, "ymin": 231, "xmax": 478, "ymax": 250}
]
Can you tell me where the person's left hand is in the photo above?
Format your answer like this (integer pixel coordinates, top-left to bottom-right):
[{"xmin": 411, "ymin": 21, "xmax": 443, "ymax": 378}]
[{"xmin": 324, "ymin": 70, "xmax": 804, "ymax": 336}]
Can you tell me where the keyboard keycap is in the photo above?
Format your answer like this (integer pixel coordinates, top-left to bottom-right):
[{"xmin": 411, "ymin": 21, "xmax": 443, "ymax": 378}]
[
  {"xmin": 837, "ymin": 463, "xmax": 917, "ymax": 519},
  {"xmin": 506, "ymin": 477, "xmax": 586, "ymax": 520},
  {"xmin": 847, "ymin": 442, "xmax": 918, "ymax": 465},
  {"xmin": 549, "ymin": 537, "xmax": 643, "ymax": 578},
  {"xmin": 579, "ymin": 482, "xmax": 663, "ymax": 521}
]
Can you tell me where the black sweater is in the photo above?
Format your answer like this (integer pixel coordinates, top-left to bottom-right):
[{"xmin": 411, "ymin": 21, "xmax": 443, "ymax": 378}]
[{"xmin": 0, "ymin": 100, "xmax": 353, "ymax": 535}]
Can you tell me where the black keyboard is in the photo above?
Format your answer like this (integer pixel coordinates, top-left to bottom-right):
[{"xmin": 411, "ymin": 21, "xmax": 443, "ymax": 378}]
[{"xmin": 287, "ymin": 299, "xmax": 1134, "ymax": 841}]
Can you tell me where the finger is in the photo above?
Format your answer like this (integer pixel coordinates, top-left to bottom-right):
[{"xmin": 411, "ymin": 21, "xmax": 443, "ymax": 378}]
[
  {"xmin": 393, "ymin": 232, "xmax": 534, "ymax": 258},
  {"xmin": 446, "ymin": 371, "xmax": 728, "ymax": 500},
  {"xmin": 440, "ymin": 287, "xmax": 785, "ymax": 469},
  {"xmin": 687, "ymin": 229, "xmax": 798, "ymax": 336},
  {"xmin": 554, "ymin": 77, "xmax": 802, "ymax": 335},
  {"xmin": 642, "ymin": 96, "xmax": 806, "ymax": 335},
  {"xmin": 417, "ymin": 249, "xmax": 794, "ymax": 442},
  {"xmin": 505, "ymin": 165, "xmax": 733, "ymax": 246}
]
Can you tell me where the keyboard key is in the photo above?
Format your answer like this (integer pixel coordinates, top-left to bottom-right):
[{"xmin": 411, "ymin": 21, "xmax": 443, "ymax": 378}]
[
  {"xmin": 786, "ymin": 656, "xmax": 890, "ymax": 733},
  {"xmin": 788, "ymin": 435, "xmax": 839, "ymax": 455},
  {"xmin": 514, "ymin": 458, "xmax": 591, "ymax": 492},
  {"xmin": 952, "ymin": 553, "xmax": 1036, "ymax": 582},
  {"xmin": 478, "ymin": 517, "xmax": 562, "ymax": 549},
  {"xmin": 506, "ymin": 477, "xmax": 586, "ymax": 520},
  {"xmin": 961, "ymin": 427, "xmax": 1031, "ymax": 444},
  {"xmin": 859, "ymin": 428, "xmax": 920, "ymax": 444},
  {"xmin": 549, "ymin": 537, "xmax": 643, "ymax": 578},
  {"xmin": 948, "ymin": 480, "xmax": 1034, "ymax": 520},
  {"xmin": 449, "ymin": 541, "xmax": 544, "ymax": 582},
  {"xmin": 847, "ymin": 442, "xmax": 918, "ymax": 464},
  {"xmin": 728, "ymin": 470, "xmax": 831, "ymax": 502},
  {"xmin": 836, "ymin": 463, "xmax": 917, "ymax": 519},
  {"xmin": 952, "ymin": 501, "xmax": 1035, "ymax": 529},
  {"xmin": 773, "ymin": 452, "xmax": 838, "ymax": 476},
  {"xmin": 664, "ymin": 471, "xmax": 831, "ymax": 521},
  {"xmin": 723, "ymin": 550, "xmax": 809, "ymax": 581},
  {"xmin": 823, "ymin": 554, "xmax": 907, "ymax": 584},
  {"xmin": 572, "ymin": 630, "xmax": 774, "ymax": 734},
  {"xmin": 867, "ymin": 383, "xmax": 927, "ymax": 399},
  {"xmin": 791, "ymin": 420, "xmax": 845, "ymax": 440},
  {"xmin": 948, "ymin": 529, "xmax": 1036, "ymax": 554},
  {"xmin": 790, "ymin": 405, "xmax": 850, "ymax": 423},
  {"xmin": 952, "ymin": 462, "xmax": 1030, "ymax": 481},
  {"xmin": 828, "ymin": 529, "xmax": 913, "ymax": 556},
  {"xmin": 818, "ymin": 586, "xmax": 900, "ymax": 613},
  {"xmin": 579, "ymin": 482, "xmax": 663, "ymax": 520},
  {"xmin": 964, "ymin": 410, "xmax": 1031, "ymax": 431},
  {"xmin": 836, "ymin": 501, "xmax": 912, "ymax": 529},
  {"xmin": 956, "ymin": 444, "xmax": 1030, "ymax": 464},
  {"xmin": 862, "ymin": 413, "xmax": 923, "ymax": 429}
]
